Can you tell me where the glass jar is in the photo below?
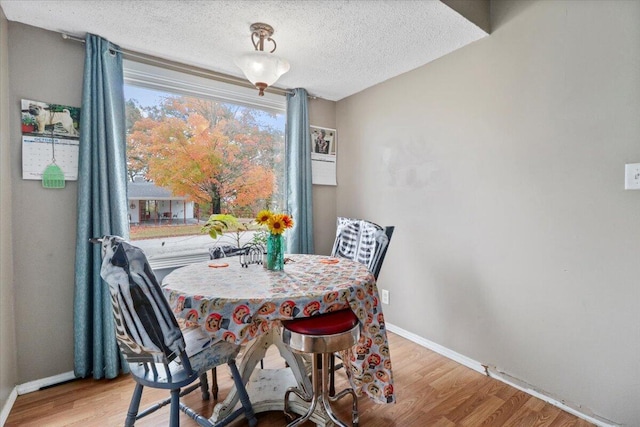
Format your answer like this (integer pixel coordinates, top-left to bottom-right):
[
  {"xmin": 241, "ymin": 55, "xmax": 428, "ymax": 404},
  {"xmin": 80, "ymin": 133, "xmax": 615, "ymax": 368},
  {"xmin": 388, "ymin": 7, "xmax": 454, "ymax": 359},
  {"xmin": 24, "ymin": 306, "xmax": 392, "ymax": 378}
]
[{"xmin": 266, "ymin": 233, "xmax": 285, "ymax": 271}]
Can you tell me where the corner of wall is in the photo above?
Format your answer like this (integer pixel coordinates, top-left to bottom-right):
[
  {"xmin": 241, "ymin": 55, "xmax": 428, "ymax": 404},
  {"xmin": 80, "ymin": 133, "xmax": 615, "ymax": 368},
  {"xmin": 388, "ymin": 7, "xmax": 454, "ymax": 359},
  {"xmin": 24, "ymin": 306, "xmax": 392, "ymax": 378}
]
[
  {"xmin": 0, "ymin": 387, "xmax": 18, "ymax": 426},
  {"xmin": 0, "ymin": 4, "xmax": 18, "ymax": 419},
  {"xmin": 441, "ymin": 0, "xmax": 491, "ymax": 33}
]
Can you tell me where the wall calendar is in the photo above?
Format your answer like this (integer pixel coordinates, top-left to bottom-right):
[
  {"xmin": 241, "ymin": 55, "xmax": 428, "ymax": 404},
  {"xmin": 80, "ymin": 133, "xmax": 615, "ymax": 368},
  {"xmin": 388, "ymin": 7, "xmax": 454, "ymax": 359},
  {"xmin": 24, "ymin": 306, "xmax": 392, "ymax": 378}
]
[{"xmin": 21, "ymin": 99, "xmax": 81, "ymax": 181}]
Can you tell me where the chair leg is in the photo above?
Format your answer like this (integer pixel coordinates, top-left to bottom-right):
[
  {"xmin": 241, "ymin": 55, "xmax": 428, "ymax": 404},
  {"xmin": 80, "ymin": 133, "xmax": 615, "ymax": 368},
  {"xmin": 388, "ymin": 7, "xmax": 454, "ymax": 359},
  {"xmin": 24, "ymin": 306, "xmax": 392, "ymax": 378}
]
[
  {"xmin": 169, "ymin": 389, "xmax": 181, "ymax": 427},
  {"xmin": 199, "ymin": 372, "xmax": 211, "ymax": 400},
  {"xmin": 211, "ymin": 367, "xmax": 219, "ymax": 400},
  {"xmin": 228, "ymin": 360, "xmax": 257, "ymax": 427},
  {"xmin": 125, "ymin": 383, "xmax": 144, "ymax": 427}
]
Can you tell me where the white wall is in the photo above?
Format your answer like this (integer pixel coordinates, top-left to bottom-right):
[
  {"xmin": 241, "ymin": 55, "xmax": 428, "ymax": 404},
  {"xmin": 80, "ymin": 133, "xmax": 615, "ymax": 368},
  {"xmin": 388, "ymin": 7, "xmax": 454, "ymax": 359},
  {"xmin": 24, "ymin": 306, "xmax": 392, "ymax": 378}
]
[
  {"xmin": 336, "ymin": 0, "xmax": 639, "ymax": 425},
  {"xmin": 0, "ymin": 6, "xmax": 18, "ymax": 417}
]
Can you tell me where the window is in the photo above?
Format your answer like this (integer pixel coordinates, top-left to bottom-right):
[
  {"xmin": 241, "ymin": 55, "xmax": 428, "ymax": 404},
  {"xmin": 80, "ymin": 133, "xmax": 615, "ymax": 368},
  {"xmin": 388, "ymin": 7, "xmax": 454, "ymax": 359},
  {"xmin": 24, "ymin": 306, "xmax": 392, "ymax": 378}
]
[{"xmin": 123, "ymin": 61, "xmax": 286, "ymax": 269}]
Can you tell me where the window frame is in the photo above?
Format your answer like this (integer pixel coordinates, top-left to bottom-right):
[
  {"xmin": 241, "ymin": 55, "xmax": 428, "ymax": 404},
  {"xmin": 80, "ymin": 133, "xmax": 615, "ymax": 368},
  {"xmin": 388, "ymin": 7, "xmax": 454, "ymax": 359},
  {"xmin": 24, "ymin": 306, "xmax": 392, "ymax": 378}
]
[{"xmin": 123, "ymin": 60, "xmax": 287, "ymax": 272}]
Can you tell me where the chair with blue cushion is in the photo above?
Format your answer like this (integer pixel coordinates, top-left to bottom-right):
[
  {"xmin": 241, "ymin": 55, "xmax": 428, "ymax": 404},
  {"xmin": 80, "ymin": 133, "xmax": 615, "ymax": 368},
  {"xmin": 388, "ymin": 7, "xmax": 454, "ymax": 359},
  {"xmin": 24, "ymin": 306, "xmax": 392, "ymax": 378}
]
[{"xmin": 98, "ymin": 235, "xmax": 257, "ymax": 427}]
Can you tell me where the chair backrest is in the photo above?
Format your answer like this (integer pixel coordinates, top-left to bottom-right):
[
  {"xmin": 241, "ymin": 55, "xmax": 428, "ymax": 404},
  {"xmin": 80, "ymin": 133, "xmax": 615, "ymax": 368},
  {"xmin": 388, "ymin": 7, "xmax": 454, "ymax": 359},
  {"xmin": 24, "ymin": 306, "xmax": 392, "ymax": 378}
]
[
  {"xmin": 99, "ymin": 235, "xmax": 186, "ymax": 364},
  {"xmin": 330, "ymin": 217, "xmax": 394, "ymax": 280}
]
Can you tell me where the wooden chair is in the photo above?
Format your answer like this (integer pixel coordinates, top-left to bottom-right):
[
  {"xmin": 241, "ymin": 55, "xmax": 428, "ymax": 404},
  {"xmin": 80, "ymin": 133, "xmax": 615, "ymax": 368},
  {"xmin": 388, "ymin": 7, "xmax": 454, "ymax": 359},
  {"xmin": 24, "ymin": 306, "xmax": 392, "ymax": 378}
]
[{"xmin": 98, "ymin": 235, "xmax": 257, "ymax": 427}]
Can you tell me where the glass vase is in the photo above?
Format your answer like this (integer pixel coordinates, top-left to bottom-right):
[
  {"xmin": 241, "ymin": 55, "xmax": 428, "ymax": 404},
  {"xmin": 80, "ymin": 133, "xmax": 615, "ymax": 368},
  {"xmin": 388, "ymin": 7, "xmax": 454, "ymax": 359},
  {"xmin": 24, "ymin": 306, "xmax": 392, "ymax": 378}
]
[{"xmin": 266, "ymin": 233, "xmax": 285, "ymax": 271}]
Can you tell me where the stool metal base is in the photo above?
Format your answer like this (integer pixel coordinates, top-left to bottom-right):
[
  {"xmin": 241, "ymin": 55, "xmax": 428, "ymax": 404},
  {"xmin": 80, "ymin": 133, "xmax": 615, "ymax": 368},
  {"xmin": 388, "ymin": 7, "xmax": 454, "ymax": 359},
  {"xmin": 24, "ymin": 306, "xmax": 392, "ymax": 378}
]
[
  {"xmin": 283, "ymin": 323, "xmax": 360, "ymax": 427},
  {"xmin": 284, "ymin": 352, "xmax": 358, "ymax": 427}
]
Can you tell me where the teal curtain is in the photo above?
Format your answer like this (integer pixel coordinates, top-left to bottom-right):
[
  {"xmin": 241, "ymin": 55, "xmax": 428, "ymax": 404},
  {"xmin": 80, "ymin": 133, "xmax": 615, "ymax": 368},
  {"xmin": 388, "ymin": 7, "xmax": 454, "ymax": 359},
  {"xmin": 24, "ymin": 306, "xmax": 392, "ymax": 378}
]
[
  {"xmin": 73, "ymin": 34, "xmax": 129, "ymax": 379},
  {"xmin": 285, "ymin": 88, "xmax": 314, "ymax": 254}
]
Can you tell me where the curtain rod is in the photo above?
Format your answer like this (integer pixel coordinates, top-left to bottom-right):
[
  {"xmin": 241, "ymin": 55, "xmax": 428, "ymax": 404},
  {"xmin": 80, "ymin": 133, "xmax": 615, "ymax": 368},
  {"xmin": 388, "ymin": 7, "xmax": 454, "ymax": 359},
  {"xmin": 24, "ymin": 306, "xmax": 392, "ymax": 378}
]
[{"xmin": 61, "ymin": 33, "xmax": 317, "ymax": 99}]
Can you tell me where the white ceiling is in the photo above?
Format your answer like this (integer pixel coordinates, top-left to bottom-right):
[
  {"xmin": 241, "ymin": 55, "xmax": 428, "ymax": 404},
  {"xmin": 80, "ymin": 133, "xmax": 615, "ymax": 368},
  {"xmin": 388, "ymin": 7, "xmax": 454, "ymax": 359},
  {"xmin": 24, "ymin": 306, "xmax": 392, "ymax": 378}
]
[{"xmin": 0, "ymin": 0, "xmax": 487, "ymax": 101}]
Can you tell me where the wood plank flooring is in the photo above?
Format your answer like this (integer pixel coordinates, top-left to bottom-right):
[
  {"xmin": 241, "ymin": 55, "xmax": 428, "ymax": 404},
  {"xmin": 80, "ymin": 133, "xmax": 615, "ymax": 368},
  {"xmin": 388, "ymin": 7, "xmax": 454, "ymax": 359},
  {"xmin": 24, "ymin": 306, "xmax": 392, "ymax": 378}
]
[{"xmin": 6, "ymin": 332, "xmax": 594, "ymax": 426}]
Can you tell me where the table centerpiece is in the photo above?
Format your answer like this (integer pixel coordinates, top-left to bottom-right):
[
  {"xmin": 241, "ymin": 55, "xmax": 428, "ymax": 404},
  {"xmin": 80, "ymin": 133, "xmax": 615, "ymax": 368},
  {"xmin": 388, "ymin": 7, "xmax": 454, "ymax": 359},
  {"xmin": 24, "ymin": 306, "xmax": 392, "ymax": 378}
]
[{"xmin": 255, "ymin": 210, "xmax": 293, "ymax": 271}]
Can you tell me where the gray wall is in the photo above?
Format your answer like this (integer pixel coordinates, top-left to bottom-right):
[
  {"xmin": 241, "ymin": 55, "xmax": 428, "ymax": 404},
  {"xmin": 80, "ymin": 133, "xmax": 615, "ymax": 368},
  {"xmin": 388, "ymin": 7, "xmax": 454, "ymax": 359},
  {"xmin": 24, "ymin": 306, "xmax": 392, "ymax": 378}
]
[
  {"xmin": 309, "ymin": 97, "xmax": 338, "ymax": 255},
  {"xmin": 0, "ymin": 7, "xmax": 17, "ymax": 414},
  {"xmin": 8, "ymin": 22, "xmax": 84, "ymax": 382},
  {"xmin": 336, "ymin": 0, "xmax": 639, "ymax": 425}
]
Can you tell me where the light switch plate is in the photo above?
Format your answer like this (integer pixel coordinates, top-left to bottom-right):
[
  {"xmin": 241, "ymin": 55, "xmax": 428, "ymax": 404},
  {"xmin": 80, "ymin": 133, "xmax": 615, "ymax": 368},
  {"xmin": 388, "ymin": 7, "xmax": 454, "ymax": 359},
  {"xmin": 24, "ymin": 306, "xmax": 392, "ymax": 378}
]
[{"xmin": 625, "ymin": 163, "xmax": 640, "ymax": 190}]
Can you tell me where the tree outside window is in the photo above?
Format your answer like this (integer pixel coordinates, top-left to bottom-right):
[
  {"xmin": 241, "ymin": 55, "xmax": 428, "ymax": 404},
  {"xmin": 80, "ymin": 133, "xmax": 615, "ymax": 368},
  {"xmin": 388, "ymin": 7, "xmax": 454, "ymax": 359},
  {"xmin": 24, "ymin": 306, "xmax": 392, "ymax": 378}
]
[{"xmin": 125, "ymin": 85, "xmax": 285, "ymax": 240}]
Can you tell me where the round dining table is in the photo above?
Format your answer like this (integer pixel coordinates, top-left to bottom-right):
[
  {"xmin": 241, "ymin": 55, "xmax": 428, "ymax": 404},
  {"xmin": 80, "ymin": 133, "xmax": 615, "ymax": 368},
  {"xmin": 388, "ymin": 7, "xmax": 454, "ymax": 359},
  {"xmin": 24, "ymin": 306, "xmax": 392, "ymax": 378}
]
[{"xmin": 162, "ymin": 254, "xmax": 395, "ymax": 424}]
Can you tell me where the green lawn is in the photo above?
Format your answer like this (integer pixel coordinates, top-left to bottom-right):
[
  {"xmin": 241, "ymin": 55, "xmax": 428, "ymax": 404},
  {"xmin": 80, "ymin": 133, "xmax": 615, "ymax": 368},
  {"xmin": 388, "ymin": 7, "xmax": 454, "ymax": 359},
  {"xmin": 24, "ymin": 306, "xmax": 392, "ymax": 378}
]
[
  {"xmin": 130, "ymin": 220, "xmax": 261, "ymax": 241},
  {"xmin": 130, "ymin": 224, "xmax": 205, "ymax": 240}
]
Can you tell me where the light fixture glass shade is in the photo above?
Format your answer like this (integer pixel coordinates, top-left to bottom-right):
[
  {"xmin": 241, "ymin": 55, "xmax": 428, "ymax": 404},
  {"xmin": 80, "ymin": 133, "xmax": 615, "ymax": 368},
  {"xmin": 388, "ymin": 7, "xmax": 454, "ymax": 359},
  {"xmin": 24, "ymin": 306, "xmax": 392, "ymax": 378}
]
[{"xmin": 235, "ymin": 51, "xmax": 290, "ymax": 93}]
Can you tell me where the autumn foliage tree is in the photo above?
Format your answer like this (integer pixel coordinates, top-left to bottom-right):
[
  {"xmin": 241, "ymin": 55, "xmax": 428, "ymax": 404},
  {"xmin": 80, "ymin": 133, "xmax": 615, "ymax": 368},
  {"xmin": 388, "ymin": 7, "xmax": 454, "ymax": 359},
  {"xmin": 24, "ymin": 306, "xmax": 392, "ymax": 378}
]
[
  {"xmin": 125, "ymin": 99, "xmax": 146, "ymax": 182},
  {"xmin": 126, "ymin": 95, "xmax": 283, "ymax": 216}
]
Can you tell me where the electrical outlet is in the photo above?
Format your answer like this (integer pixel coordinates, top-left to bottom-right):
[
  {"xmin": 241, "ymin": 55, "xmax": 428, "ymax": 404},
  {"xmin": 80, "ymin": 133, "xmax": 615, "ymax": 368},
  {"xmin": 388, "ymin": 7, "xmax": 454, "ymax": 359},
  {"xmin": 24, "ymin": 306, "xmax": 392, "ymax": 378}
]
[
  {"xmin": 625, "ymin": 163, "xmax": 640, "ymax": 190},
  {"xmin": 381, "ymin": 289, "xmax": 390, "ymax": 305}
]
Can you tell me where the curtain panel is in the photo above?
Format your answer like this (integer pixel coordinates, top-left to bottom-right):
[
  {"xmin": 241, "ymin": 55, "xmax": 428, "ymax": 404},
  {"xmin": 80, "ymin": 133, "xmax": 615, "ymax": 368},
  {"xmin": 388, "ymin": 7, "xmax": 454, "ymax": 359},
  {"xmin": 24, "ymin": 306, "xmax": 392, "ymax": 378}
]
[
  {"xmin": 73, "ymin": 34, "xmax": 129, "ymax": 379},
  {"xmin": 286, "ymin": 88, "xmax": 314, "ymax": 254}
]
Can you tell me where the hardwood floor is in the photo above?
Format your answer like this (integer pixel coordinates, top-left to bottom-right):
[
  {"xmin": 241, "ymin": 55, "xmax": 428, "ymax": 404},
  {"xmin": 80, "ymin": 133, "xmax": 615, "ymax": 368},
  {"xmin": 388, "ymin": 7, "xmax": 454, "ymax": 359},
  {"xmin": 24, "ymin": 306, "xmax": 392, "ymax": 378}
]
[{"xmin": 6, "ymin": 332, "xmax": 594, "ymax": 427}]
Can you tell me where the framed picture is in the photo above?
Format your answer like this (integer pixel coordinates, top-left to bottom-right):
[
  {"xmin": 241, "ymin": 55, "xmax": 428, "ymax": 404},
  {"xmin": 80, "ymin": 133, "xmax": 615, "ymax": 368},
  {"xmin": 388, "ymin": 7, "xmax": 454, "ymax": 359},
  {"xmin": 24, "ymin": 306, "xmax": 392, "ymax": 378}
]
[
  {"xmin": 310, "ymin": 126, "xmax": 336, "ymax": 155},
  {"xmin": 310, "ymin": 125, "xmax": 337, "ymax": 185}
]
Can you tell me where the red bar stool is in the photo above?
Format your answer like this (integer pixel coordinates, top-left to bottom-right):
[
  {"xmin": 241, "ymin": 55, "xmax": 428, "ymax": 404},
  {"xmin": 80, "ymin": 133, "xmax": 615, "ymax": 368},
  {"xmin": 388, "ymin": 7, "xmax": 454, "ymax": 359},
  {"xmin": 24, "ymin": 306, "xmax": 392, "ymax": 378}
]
[{"xmin": 281, "ymin": 309, "xmax": 360, "ymax": 427}]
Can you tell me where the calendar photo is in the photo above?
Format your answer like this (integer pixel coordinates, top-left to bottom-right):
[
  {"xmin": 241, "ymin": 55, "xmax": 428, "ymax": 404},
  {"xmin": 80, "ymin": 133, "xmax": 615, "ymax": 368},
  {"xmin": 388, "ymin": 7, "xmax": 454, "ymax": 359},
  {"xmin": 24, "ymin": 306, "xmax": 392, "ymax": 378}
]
[{"xmin": 21, "ymin": 99, "xmax": 81, "ymax": 181}]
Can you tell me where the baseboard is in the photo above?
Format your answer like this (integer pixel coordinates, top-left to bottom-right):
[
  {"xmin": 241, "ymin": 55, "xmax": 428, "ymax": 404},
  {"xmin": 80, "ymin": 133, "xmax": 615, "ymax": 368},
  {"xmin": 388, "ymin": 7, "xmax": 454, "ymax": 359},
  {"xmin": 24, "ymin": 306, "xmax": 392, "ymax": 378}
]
[
  {"xmin": 385, "ymin": 323, "xmax": 487, "ymax": 375},
  {"xmin": 15, "ymin": 371, "xmax": 76, "ymax": 395},
  {"xmin": 0, "ymin": 387, "xmax": 18, "ymax": 426},
  {"xmin": 385, "ymin": 323, "xmax": 619, "ymax": 427}
]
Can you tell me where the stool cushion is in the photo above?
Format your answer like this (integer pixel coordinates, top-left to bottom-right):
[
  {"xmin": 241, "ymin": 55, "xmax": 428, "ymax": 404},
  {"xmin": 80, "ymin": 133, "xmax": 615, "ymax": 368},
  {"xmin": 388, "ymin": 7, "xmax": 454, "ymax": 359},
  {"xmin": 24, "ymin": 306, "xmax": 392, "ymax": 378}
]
[{"xmin": 282, "ymin": 309, "xmax": 359, "ymax": 336}]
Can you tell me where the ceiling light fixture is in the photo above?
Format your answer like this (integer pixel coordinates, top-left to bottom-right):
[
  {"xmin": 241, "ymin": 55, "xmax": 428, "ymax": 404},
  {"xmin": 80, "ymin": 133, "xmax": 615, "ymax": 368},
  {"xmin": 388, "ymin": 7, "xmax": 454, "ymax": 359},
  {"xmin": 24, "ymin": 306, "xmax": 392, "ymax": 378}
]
[{"xmin": 234, "ymin": 23, "xmax": 290, "ymax": 96}]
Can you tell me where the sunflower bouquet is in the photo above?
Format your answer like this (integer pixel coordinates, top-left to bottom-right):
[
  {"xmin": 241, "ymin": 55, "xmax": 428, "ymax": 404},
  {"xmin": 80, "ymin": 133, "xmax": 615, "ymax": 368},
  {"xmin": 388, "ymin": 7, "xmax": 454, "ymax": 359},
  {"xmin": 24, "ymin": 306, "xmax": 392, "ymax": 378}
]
[
  {"xmin": 255, "ymin": 210, "xmax": 294, "ymax": 235},
  {"xmin": 255, "ymin": 210, "xmax": 294, "ymax": 270}
]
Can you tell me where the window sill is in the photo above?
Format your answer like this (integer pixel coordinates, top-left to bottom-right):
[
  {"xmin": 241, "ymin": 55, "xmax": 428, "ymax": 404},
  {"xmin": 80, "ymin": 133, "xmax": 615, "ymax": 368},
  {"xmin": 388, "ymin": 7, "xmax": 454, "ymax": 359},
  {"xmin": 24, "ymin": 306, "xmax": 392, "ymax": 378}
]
[{"xmin": 147, "ymin": 248, "xmax": 211, "ymax": 270}]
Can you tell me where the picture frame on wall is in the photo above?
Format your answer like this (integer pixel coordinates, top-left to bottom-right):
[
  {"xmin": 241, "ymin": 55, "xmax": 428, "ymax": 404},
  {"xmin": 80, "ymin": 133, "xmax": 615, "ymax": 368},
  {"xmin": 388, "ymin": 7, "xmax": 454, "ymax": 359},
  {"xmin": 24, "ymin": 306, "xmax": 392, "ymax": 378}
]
[
  {"xmin": 310, "ymin": 125, "xmax": 337, "ymax": 186},
  {"xmin": 311, "ymin": 126, "xmax": 336, "ymax": 155}
]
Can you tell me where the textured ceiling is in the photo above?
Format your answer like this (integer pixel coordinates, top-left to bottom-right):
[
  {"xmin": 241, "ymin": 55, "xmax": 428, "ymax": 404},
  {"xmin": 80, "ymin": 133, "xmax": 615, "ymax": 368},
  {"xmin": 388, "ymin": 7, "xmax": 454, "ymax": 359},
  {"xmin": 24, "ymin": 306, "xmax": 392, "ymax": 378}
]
[{"xmin": 0, "ymin": 0, "xmax": 487, "ymax": 101}]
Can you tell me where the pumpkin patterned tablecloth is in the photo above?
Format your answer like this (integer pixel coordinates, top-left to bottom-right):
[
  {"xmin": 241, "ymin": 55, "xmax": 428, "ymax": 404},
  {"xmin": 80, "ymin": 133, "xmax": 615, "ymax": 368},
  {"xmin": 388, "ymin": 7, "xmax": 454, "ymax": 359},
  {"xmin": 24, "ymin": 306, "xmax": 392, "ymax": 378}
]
[{"xmin": 162, "ymin": 254, "xmax": 395, "ymax": 404}]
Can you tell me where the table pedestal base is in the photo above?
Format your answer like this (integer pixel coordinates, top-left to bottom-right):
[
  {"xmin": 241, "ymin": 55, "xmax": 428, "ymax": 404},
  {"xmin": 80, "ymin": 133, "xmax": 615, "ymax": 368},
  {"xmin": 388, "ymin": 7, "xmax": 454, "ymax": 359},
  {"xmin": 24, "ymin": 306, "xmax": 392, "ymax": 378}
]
[{"xmin": 209, "ymin": 328, "xmax": 333, "ymax": 426}]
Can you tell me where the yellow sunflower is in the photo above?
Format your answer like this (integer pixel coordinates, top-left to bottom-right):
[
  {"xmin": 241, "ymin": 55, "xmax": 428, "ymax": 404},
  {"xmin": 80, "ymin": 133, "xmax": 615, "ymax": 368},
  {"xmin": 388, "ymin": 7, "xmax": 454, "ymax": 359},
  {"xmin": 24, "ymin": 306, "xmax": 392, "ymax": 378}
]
[
  {"xmin": 255, "ymin": 210, "xmax": 272, "ymax": 226},
  {"xmin": 268, "ymin": 214, "xmax": 287, "ymax": 235}
]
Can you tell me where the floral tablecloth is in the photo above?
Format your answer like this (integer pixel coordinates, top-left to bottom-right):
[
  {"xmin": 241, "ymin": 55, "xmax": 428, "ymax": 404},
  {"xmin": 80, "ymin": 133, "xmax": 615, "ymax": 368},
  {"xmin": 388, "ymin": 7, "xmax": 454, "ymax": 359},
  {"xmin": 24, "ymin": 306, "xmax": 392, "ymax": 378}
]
[{"xmin": 162, "ymin": 254, "xmax": 395, "ymax": 404}]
